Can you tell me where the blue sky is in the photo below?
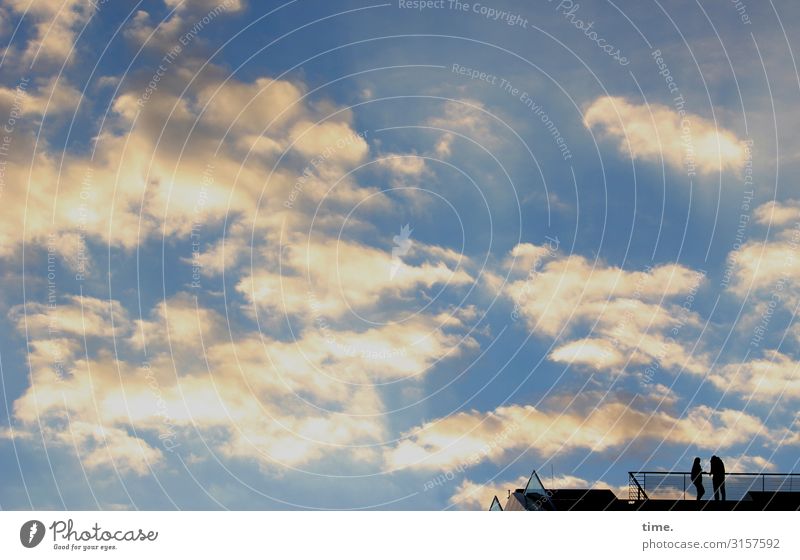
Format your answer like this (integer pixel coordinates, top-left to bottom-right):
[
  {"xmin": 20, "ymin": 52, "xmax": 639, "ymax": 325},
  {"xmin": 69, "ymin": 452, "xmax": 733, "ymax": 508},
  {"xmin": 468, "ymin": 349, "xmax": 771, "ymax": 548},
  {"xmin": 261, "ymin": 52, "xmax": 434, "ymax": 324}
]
[{"xmin": 1, "ymin": 0, "xmax": 800, "ymax": 510}]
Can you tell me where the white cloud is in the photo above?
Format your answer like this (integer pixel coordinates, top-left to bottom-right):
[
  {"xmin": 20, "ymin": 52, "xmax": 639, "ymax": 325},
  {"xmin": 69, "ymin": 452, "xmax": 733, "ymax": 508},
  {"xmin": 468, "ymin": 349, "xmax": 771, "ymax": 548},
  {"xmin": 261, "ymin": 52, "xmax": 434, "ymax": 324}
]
[
  {"xmin": 377, "ymin": 154, "xmax": 427, "ymax": 176},
  {"xmin": 720, "ymin": 454, "xmax": 776, "ymax": 472},
  {"xmin": 727, "ymin": 201, "xmax": 800, "ymax": 304},
  {"xmin": 428, "ymin": 99, "xmax": 502, "ymax": 150},
  {"xmin": 385, "ymin": 396, "xmax": 769, "ymax": 471},
  {"xmin": 754, "ymin": 200, "xmax": 800, "ymax": 228},
  {"xmin": 239, "ymin": 237, "xmax": 473, "ymax": 320},
  {"xmin": 4, "ymin": 0, "xmax": 95, "ymax": 65},
  {"xmin": 710, "ymin": 351, "xmax": 800, "ymax": 402},
  {"xmin": 448, "ymin": 476, "xmax": 527, "ymax": 510},
  {"xmin": 9, "ymin": 295, "xmax": 131, "ymax": 339},
  {"xmin": 584, "ymin": 96, "xmax": 747, "ymax": 175},
  {"xmin": 0, "ymin": 66, "xmax": 371, "ymax": 260},
  {"xmin": 505, "ymin": 242, "xmax": 708, "ymax": 376},
  {"xmin": 7, "ymin": 287, "xmax": 478, "ymax": 473},
  {"xmin": 0, "ymin": 76, "xmax": 82, "ymax": 116},
  {"xmin": 124, "ymin": 0, "xmax": 243, "ymax": 51},
  {"xmin": 549, "ymin": 338, "xmax": 627, "ymax": 369}
]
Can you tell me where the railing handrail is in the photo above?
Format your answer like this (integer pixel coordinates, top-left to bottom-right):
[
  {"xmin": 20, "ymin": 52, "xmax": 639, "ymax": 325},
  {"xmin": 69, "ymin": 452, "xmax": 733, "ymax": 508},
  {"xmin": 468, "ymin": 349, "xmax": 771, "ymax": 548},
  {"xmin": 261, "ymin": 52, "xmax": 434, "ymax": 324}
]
[
  {"xmin": 628, "ymin": 471, "xmax": 800, "ymax": 502},
  {"xmin": 629, "ymin": 471, "xmax": 800, "ymax": 476},
  {"xmin": 628, "ymin": 472, "xmax": 648, "ymax": 500}
]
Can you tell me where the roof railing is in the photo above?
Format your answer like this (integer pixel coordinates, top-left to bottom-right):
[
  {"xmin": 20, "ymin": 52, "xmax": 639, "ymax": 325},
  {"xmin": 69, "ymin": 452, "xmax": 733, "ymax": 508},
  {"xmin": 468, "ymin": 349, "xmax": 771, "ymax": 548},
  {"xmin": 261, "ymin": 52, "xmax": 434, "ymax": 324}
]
[{"xmin": 628, "ymin": 471, "xmax": 800, "ymax": 502}]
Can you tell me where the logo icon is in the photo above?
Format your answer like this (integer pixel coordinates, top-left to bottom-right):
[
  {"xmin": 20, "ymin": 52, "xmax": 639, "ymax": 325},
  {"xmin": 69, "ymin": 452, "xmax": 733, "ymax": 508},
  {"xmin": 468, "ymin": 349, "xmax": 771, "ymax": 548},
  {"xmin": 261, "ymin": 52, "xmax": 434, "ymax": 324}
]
[
  {"xmin": 20, "ymin": 520, "xmax": 45, "ymax": 548},
  {"xmin": 390, "ymin": 224, "xmax": 413, "ymax": 279}
]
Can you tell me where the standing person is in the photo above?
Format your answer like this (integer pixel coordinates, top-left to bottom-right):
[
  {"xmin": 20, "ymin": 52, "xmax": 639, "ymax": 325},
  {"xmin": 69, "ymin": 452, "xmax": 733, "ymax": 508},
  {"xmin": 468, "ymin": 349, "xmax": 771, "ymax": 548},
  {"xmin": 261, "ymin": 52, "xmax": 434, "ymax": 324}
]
[
  {"xmin": 710, "ymin": 456, "xmax": 727, "ymax": 501},
  {"xmin": 690, "ymin": 457, "xmax": 705, "ymax": 500}
]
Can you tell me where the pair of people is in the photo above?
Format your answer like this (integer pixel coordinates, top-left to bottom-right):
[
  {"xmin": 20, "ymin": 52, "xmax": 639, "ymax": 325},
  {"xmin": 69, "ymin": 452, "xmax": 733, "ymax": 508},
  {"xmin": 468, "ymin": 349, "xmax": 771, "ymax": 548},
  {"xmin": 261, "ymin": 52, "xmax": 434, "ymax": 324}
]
[{"xmin": 691, "ymin": 456, "xmax": 726, "ymax": 501}]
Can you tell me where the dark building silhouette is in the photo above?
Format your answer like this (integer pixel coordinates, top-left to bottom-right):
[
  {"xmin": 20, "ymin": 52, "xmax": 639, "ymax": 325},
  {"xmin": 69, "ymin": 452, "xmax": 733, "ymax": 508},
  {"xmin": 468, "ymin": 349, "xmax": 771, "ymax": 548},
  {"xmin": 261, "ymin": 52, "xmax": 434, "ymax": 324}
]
[{"xmin": 488, "ymin": 467, "xmax": 800, "ymax": 511}]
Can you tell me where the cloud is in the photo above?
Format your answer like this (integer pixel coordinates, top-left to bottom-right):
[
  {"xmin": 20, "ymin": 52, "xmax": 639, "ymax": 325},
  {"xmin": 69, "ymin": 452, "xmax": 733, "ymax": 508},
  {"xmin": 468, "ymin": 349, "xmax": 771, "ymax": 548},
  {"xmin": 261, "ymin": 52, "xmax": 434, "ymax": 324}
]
[
  {"xmin": 447, "ymin": 476, "xmax": 527, "ymax": 510},
  {"xmin": 507, "ymin": 248, "xmax": 702, "ymax": 337},
  {"xmin": 584, "ymin": 96, "xmax": 747, "ymax": 175},
  {"xmin": 549, "ymin": 338, "xmax": 627, "ymax": 369},
  {"xmin": 505, "ymin": 242, "xmax": 708, "ymax": 375},
  {"xmin": 9, "ymin": 295, "xmax": 131, "ymax": 339},
  {"xmin": 164, "ymin": 0, "xmax": 245, "ymax": 13},
  {"xmin": 428, "ymin": 99, "xmax": 502, "ymax": 152},
  {"xmin": 0, "ymin": 64, "xmax": 370, "ymax": 259},
  {"xmin": 720, "ymin": 454, "xmax": 776, "ymax": 472},
  {"xmin": 385, "ymin": 395, "xmax": 770, "ymax": 471},
  {"xmin": 0, "ymin": 76, "xmax": 82, "ymax": 116},
  {"xmin": 710, "ymin": 350, "xmax": 800, "ymax": 402},
  {"xmin": 196, "ymin": 76, "xmax": 305, "ymax": 134},
  {"xmin": 239, "ymin": 237, "xmax": 473, "ymax": 320},
  {"xmin": 726, "ymin": 201, "xmax": 800, "ymax": 301},
  {"xmin": 754, "ymin": 200, "xmax": 800, "ymax": 228},
  {"xmin": 4, "ymin": 0, "xmax": 95, "ymax": 65},
  {"xmin": 0, "ymin": 40, "xmax": 492, "ymax": 476},
  {"xmin": 67, "ymin": 422, "xmax": 164, "ymax": 476},
  {"xmin": 376, "ymin": 154, "xmax": 428, "ymax": 177},
  {"xmin": 7, "ymin": 289, "xmax": 477, "ymax": 473},
  {"xmin": 124, "ymin": 0, "xmax": 243, "ymax": 51},
  {"xmin": 289, "ymin": 120, "xmax": 369, "ymax": 165}
]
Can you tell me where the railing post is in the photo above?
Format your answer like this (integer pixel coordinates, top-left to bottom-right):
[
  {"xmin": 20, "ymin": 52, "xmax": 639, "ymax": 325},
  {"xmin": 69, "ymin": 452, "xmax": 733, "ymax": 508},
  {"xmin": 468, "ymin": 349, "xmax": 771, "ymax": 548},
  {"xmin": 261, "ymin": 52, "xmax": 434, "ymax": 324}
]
[{"xmin": 683, "ymin": 474, "xmax": 686, "ymax": 500}]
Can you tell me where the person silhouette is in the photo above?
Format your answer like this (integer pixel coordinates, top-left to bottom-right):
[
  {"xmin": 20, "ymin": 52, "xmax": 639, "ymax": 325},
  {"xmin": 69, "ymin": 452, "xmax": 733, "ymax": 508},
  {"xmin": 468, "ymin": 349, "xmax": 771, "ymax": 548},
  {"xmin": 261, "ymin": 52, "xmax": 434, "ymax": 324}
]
[
  {"xmin": 709, "ymin": 456, "xmax": 727, "ymax": 501},
  {"xmin": 690, "ymin": 457, "xmax": 705, "ymax": 500}
]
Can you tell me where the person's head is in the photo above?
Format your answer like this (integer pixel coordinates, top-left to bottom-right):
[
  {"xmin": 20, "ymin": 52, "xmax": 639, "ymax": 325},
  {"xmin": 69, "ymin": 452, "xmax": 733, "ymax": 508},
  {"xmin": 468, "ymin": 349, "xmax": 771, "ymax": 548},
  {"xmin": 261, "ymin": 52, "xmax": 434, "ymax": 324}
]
[{"xmin": 693, "ymin": 457, "xmax": 701, "ymax": 466}]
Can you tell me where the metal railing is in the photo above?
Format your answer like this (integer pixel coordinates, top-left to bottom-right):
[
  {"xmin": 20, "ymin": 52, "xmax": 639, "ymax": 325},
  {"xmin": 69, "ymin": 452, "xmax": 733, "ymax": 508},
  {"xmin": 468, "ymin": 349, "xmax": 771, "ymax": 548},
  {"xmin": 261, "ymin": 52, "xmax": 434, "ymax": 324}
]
[{"xmin": 628, "ymin": 471, "xmax": 800, "ymax": 501}]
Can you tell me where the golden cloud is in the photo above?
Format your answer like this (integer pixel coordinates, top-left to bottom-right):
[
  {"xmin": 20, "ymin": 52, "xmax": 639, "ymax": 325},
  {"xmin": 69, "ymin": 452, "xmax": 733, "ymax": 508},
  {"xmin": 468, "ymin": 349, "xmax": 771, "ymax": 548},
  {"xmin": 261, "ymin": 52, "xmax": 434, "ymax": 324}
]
[{"xmin": 584, "ymin": 96, "xmax": 747, "ymax": 175}]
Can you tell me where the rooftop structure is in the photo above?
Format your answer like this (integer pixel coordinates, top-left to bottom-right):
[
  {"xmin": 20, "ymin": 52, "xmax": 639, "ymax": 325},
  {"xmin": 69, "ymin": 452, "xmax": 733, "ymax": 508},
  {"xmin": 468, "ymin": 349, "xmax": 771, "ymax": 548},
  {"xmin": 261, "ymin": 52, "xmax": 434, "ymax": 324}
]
[{"xmin": 489, "ymin": 469, "xmax": 800, "ymax": 511}]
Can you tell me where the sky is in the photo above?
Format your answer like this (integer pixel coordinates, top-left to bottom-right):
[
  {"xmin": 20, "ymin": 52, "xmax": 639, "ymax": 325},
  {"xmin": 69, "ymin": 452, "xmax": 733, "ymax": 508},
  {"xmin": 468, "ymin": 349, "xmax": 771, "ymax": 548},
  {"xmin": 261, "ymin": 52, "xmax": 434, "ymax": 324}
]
[{"xmin": 0, "ymin": 0, "xmax": 799, "ymax": 510}]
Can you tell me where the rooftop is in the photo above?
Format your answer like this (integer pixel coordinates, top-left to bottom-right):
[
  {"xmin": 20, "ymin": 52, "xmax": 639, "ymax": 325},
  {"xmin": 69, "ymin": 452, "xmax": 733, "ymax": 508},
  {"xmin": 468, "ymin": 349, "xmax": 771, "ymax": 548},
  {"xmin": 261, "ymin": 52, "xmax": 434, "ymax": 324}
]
[{"xmin": 489, "ymin": 469, "xmax": 800, "ymax": 511}]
